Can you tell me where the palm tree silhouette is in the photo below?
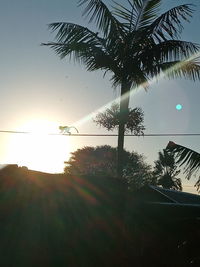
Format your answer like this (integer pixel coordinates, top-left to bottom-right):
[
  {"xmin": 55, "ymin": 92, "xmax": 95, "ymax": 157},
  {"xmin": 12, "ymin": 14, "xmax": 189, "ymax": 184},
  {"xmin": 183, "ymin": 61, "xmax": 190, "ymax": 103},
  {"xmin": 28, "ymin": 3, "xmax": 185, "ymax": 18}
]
[
  {"xmin": 43, "ymin": 0, "xmax": 200, "ymax": 178},
  {"xmin": 167, "ymin": 141, "xmax": 200, "ymax": 191},
  {"xmin": 154, "ymin": 149, "xmax": 182, "ymax": 190}
]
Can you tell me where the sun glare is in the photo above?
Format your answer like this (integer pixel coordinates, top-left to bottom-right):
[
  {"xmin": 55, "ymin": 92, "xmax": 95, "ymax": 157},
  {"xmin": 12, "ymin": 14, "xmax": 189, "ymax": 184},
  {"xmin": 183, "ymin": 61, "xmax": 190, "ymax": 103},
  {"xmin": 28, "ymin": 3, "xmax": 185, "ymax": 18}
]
[{"xmin": 5, "ymin": 119, "xmax": 72, "ymax": 173}]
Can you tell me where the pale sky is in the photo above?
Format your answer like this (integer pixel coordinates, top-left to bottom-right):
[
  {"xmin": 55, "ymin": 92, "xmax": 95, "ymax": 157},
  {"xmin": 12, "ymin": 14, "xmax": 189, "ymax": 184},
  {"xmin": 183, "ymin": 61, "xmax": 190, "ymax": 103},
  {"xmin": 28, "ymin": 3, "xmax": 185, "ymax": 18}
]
[{"xmin": 0, "ymin": 0, "xmax": 200, "ymax": 193}]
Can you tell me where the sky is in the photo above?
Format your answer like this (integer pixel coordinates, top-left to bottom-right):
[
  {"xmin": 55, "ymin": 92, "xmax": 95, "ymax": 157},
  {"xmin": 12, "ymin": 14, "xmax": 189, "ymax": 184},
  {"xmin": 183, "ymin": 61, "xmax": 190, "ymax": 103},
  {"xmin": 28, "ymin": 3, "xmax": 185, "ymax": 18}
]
[{"xmin": 0, "ymin": 0, "xmax": 200, "ymax": 193}]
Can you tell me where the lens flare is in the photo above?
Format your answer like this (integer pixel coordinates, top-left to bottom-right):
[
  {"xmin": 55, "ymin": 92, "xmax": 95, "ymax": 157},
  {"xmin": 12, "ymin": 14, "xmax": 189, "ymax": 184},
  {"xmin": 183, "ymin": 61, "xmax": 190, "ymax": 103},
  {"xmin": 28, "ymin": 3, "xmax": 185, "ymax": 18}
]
[{"xmin": 176, "ymin": 104, "xmax": 182, "ymax": 110}]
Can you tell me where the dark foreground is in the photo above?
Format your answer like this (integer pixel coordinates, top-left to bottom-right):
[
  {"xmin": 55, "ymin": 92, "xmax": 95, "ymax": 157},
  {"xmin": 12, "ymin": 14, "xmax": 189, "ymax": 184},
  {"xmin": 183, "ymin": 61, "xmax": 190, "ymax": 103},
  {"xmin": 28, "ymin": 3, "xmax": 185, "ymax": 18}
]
[{"xmin": 0, "ymin": 165, "xmax": 200, "ymax": 267}]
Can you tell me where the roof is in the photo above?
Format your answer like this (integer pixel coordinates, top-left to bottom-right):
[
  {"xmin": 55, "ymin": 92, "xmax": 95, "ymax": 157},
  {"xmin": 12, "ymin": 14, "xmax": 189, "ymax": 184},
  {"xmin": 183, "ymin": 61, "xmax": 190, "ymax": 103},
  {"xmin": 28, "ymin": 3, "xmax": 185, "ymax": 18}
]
[
  {"xmin": 149, "ymin": 185, "xmax": 200, "ymax": 205},
  {"xmin": 135, "ymin": 185, "xmax": 200, "ymax": 205},
  {"xmin": 132, "ymin": 185, "xmax": 200, "ymax": 220}
]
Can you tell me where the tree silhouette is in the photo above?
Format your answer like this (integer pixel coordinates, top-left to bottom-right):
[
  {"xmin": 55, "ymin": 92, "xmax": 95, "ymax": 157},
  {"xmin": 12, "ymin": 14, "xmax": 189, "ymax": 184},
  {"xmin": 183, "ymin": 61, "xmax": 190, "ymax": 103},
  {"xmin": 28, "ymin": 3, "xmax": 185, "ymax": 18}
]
[
  {"xmin": 64, "ymin": 145, "xmax": 123, "ymax": 176},
  {"xmin": 153, "ymin": 149, "xmax": 182, "ymax": 190},
  {"xmin": 123, "ymin": 153, "xmax": 155, "ymax": 190},
  {"xmin": 44, "ymin": 0, "xmax": 200, "ymax": 178},
  {"xmin": 64, "ymin": 145, "xmax": 153, "ymax": 189},
  {"xmin": 94, "ymin": 102, "xmax": 145, "ymax": 135},
  {"xmin": 167, "ymin": 141, "xmax": 200, "ymax": 191}
]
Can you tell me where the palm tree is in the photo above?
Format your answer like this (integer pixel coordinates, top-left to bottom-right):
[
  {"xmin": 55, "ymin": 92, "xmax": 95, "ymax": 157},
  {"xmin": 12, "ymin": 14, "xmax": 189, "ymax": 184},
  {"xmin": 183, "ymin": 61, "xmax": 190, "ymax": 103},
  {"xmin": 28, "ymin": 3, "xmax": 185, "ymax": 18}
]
[
  {"xmin": 166, "ymin": 141, "xmax": 200, "ymax": 191},
  {"xmin": 94, "ymin": 102, "xmax": 145, "ymax": 135},
  {"xmin": 43, "ymin": 0, "xmax": 200, "ymax": 178},
  {"xmin": 154, "ymin": 149, "xmax": 182, "ymax": 190}
]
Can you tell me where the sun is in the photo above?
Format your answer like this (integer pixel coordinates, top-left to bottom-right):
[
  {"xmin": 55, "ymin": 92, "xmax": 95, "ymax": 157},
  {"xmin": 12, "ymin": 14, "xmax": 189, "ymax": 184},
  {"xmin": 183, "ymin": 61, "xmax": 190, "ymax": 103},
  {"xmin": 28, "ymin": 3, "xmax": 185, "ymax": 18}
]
[{"xmin": 5, "ymin": 119, "xmax": 72, "ymax": 173}]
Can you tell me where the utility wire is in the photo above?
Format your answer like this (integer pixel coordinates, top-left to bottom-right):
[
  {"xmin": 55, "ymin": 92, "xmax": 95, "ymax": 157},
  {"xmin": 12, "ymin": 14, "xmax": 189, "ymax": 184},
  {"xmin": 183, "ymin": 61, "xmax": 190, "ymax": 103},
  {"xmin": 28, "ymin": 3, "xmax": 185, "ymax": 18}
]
[{"xmin": 0, "ymin": 130, "xmax": 200, "ymax": 136}]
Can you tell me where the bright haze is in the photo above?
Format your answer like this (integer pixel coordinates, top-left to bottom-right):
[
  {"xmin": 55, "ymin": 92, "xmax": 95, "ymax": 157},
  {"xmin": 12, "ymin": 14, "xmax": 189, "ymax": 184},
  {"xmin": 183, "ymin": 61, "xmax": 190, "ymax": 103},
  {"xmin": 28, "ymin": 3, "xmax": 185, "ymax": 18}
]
[{"xmin": 0, "ymin": 0, "xmax": 200, "ymax": 193}]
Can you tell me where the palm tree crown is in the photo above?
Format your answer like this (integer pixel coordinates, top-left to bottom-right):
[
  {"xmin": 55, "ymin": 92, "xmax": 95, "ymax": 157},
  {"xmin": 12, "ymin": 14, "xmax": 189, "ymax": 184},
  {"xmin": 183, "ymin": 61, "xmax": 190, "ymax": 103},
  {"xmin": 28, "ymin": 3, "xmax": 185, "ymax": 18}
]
[
  {"xmin": 154, "ymin": 149, "xmax": 182, "ymax": 191},
  {"xmin": 43, "ymin": 0, "xmax": 200, "ymax": 177},
  {"xmin": 44, "ymin": 0, "xmax": 200, "ymax": 85}
]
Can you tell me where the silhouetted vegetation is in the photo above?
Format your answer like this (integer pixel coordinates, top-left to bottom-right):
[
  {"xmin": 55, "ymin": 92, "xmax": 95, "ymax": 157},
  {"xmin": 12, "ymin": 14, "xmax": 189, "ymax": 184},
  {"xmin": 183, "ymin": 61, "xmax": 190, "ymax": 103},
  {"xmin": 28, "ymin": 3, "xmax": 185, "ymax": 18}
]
[
  {"xmin": 64, "ymin": 145, "xmax": 154, "ymax": 190},
  {"xmin": 65, "ymin": 145, "xmax": 122, "ymax": 176},
  {"xmin": 65, "ymin": 145, "xmax": 186, "ymax": 191},
  {"xmin": 94, "ymin": 103, "xmax": 145, "ymax": 135},
  {"xmin": 44, "ymin": 0, "xmax": 200, "ymax": 178},
  {"xmin": 0, "ymin": 165, "xmax": 200, "ymax": 266},
  {"xmin": 167, "ymin": 141, "xmax": 200, "ymax": 191},
  {"xmin": 153, "ymin": 149, "xmax": 182, "ymax": 191}
]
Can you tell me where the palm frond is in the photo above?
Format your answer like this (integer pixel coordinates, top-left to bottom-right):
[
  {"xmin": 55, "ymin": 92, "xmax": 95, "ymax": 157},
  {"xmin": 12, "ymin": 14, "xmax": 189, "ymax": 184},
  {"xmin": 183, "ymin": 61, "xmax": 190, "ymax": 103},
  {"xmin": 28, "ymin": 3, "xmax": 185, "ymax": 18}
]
[
  {"xmin": 147, "ymin": 4, "xmax": 194, "ymax": 42},
  {"xmin": 43, "ymin": 42, "xmax": 91, "ymax": 63},
  {"xmin": 194, "ymin": 179, "xmax": 200, "ymax": 192},
  {"xmin": 78, "ymin": 0, "xmax": 123, "ymax": 38},
  {"xmin": 113, "ymin": 0, "xmax": 161, "ymax": 31},
  {"xmin": 143, "ymin": 56, "xmax": 200, "ymax": 81},
  {"xmin": 142, "ymin": 40, "xmax": 199, "ymax": 63},
  {"xmin": 43, "ymin": 22, "xmax": 121, "ymax": 74},
  {"xmin": 133, "ymin": 0, "xmax": 161, "ymax": 30},
  {"xmin": 112, "ymin": 1, "xmax": 134, "ymax": 30},
  {"xmin": 43, "ymin": 41, "xmax": 119, "ymax": 77},
  {"xmin": 165, "ymin": 57, "xmax": 200, "ymax": 81},
  {"xmin": 140, "ymin": 40, "xmax": 200, "ymax": 77},
  {"xmin": 166, "ymin": 141, "xmax": 200, "ymax": 179},
  {"xmin": 47, "ymin": 22, "xmax": 104, "ymax": 47}
]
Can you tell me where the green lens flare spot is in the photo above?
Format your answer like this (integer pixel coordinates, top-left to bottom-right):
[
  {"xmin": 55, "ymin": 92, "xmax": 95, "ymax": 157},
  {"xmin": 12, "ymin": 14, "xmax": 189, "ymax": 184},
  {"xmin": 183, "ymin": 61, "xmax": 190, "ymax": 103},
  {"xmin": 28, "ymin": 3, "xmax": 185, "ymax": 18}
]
[{"xmin": 176, "ymin": 104, "xmax": 182, "ymax": 110}]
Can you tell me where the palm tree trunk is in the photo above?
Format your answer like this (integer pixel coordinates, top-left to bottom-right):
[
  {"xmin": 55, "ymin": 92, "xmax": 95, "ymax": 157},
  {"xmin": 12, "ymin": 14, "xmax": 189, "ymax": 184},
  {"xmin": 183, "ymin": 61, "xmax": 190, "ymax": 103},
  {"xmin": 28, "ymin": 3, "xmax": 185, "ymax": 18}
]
[{"xmin": 117, "ymin": 81, "xmax": 131, "ymax": 178}]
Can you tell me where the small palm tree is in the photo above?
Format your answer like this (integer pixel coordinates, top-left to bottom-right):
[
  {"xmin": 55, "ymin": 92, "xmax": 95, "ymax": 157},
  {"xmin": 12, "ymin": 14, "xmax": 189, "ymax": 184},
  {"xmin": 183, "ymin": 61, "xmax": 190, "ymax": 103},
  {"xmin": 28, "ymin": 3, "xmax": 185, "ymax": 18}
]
[
  {"xmin": 94, "ymin": 102, "xmax": 145, "ymax": 135},
  {"xmin": 167, "ymin": 141, "xmax": 200, "ymax": 191},
  {"xmin": 154, "ymin": 149, "xmax": 182, "ymax": 191},
  {"xmin": 43, "ymin": 0, "xmax": 200, "ymax": 178}
]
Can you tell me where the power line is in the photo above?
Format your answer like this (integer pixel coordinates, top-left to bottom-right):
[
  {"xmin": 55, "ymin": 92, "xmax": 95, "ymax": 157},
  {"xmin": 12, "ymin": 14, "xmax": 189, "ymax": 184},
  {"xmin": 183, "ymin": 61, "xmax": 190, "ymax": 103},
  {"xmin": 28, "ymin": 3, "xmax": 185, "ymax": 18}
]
[{"xmin": 0, "ymin": 130, "xmax": 200, "ymax": 136}]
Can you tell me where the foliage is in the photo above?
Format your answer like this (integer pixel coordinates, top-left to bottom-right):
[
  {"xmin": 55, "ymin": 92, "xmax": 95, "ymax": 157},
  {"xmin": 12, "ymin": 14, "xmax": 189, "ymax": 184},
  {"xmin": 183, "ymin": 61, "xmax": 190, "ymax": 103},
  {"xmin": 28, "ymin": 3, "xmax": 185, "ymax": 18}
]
[
  {"xmin": 166, "ymin": 141, "xmax": 200, "ymax": 191},
  {"xmin": 153, "ymin": 149, "xmax": 182, "ymax": 191},
  {"xmin": 64, "ymin": 145, "xmax": 125, "ymax": 177},
  {"xmin": 123, "ymin": 153, "xmax": 156, "ymax": 190},
  {"xmin": 44, "ymin": 0, "xmax": 200, "ymax": 177},
  {"xmin": 64, "ymin": 145, "xmax": 154, "ymax": 189},
  {"xmin": 44, "ymin": 1, "xmax": 200, "ymax": 87},
  {"xmin": 94, "ymin": 102, "xmax": 145, "ymax": 135}
]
